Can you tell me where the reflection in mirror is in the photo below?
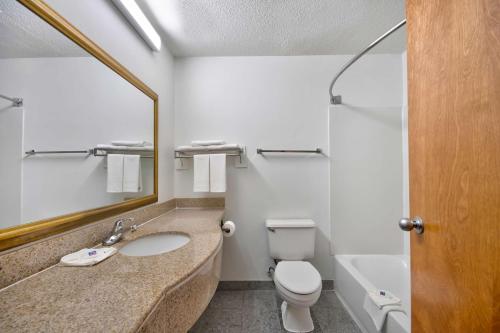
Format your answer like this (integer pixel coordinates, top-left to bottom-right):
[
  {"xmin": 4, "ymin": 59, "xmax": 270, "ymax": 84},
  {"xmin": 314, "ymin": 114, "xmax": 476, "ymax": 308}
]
[{"xmin": 0, "ymin": 1, "xmax": 154, "ymax": 230}]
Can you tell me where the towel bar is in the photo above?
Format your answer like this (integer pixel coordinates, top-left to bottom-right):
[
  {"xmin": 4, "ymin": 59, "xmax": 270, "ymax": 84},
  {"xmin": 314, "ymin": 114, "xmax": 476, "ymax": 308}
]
[{"xmin": 256, "ymin": 148, "xmax": 322, "ymax": 154}]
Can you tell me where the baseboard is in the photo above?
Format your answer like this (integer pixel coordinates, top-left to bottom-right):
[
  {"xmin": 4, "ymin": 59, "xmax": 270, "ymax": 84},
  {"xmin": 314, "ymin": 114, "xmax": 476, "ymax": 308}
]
[{"xmin": 217, "ymin": 280, "xmax": 334, "ymax": 291}]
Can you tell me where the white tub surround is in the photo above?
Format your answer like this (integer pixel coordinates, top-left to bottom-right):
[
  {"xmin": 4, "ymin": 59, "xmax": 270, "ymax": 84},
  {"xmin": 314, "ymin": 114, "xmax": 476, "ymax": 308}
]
[{"xmin": 333, "ymin": 255, "xmax": 410, "ymax": 333}]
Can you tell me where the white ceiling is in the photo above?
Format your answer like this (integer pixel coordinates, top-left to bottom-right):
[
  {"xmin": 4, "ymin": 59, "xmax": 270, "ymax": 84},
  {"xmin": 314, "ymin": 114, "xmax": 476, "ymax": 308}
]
[
  {"xmin": 140, "ymin": 0, "xmax": 406, "ymax": 57},
  {"xmin": 0, "ymin": 0, "xmax": 88, "ymax": 58}
]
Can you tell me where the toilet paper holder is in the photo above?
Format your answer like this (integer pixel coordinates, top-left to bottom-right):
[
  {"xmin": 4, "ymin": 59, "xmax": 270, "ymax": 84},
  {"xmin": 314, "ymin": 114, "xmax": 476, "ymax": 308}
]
[{"xmin": 220, "ymin": 219, "xmax": 230, "ymax": 233}]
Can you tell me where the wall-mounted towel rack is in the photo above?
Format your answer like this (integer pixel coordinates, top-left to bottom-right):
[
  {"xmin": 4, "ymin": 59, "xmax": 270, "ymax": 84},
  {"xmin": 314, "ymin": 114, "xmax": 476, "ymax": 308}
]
[
  {"xmin": 175, "ymin": 146, "xmax": 245, "ymax": 160},
  {"xmin": 93, "ymin": 146, "xmax": 154, "ymax": 158},
  {"xmin": 174, "ymin": 145, "xmax": 247, "ymax": 169},
  {"xmin": 25, "ymin": 148, "xmax": 154, "ymax": 158},
  {"xmin": 257, "ymin": 148, "xmax": 322, "ymax": 154}
]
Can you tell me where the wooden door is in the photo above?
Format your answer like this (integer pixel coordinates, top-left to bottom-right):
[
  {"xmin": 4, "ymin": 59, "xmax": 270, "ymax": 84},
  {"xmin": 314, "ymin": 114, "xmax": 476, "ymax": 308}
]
[{"xmin": 407, "ymin": 0, "xmax": 499, "ymax": 332}]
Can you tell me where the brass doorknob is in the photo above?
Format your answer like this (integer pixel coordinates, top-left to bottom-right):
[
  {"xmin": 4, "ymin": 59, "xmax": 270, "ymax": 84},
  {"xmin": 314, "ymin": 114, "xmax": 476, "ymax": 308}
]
[{"xmin": 398, "ymin": 217, "xmax": 424, "ymax": 234}]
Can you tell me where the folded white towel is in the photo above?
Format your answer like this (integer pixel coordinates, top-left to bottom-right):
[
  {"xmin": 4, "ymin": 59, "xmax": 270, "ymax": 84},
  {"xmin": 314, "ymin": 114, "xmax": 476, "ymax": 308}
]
[
  {"xmin": 60, "ymin": 247, "xmax": 117, "ymax": 266},
  {"xmin": 193, "ymin": 154, "xmax": 210, "ymax": 192},
  {"xmin": 363, "ymin": 291, "xmax": 405, "ymax": 332},
  {"xmin": 368, "ymin": 290, "xmax": 401, "ymax": 309},
  {"xmin": 107, "ymin": 154, "xmax": 124, "ymax": 193},
  {"xmin": 111, "ymin": 140, "xmax": 152, "ymax": 147},
  {"xmin": 97, "ymin": 144, "xmax": 153, "ymax": 151},
  {"xmin": 209, "ymin": 154, "xmax": 226, "ymax": 192},
  {"xmin": 123, "ymin": 155, "xmax": 142, "ymax": 192},
  {"xmin": 176, "ymin": 144, "xmax": 241, "ymax": 153},
  {"xmin": 192, "ymin": 140, "xmax": 226, "ymax": 146}
]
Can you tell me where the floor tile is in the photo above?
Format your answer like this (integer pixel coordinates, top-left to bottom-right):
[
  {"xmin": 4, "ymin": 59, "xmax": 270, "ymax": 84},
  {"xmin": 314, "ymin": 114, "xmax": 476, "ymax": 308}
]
[
  {"xmin": 190, "ymin": 289, "xmax": 361, "ymax": 333},
  {"xmin": 189, "ymin": 307, "xmax": 242, "ymax": 333}
]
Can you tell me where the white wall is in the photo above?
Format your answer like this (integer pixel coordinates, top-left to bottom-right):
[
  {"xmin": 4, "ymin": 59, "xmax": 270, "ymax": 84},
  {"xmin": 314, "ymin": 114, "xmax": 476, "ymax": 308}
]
[
  {"xmin": 330, "ymin": 106, "xmax": 403, "ymax": 254},
  {"xmin": 0, "ymin": 103, "xmax": 23, "ymax": 228},
  {"xmin": 0, "ymin": 57, "xmax": 154, "ymax": 224},
  {"xmin": 174, "ymin": 55, "xmax": 403, "ymax": 280},
  {"xmin": 329, "ymin": 52, "xmax": 406, "ymax": 255},
  {"xmin": 46, "ymin": 0, "xmax": 175, "ymax": 203}
]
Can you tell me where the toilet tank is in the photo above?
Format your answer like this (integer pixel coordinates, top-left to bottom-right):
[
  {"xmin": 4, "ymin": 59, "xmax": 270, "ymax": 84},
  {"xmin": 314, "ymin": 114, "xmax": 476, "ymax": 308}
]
[{"xmin": 265, "ymin": 219, "xmax": 316, "ymax": 260}]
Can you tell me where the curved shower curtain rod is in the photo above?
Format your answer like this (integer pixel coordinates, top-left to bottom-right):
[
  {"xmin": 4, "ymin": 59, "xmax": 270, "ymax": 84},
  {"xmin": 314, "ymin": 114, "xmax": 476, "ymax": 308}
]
[
  {"xmin": 329, "ymin": 19, "xmax": 407, "ymax": 105},
  {"xmin": 0, "ymin": 93, "xmax": 23, "ymax": 107}
]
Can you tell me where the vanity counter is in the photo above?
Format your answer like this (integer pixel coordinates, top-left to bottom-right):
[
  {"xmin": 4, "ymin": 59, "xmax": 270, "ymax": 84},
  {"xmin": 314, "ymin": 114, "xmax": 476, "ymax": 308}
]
[{"xmin": 0, "ymin": 208, "xmax": 224, "ymax": 332}]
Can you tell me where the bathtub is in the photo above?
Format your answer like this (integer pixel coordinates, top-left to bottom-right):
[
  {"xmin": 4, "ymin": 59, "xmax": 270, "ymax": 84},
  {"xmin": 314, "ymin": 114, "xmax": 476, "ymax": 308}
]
[{"xmin": 333, "ymin": 255, "xmax": 410, "ymax": 333}]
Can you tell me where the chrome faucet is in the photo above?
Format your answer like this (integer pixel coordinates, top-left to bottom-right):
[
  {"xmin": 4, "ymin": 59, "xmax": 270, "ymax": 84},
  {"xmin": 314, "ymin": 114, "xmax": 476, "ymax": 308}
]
[{"xmin": 103, "ymin": 218, "xmax": 134, "ymax": 246}]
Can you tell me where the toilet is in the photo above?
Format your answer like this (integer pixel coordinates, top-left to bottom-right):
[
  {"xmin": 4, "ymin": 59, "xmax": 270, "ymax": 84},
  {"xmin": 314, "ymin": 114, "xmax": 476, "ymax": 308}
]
[{"xmin": 266, "ymin": 219, "xmax": 322, "ymax": 333}]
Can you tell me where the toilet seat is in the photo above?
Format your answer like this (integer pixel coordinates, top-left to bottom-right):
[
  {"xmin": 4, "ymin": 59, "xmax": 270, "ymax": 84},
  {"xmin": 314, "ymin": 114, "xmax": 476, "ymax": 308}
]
[
  {"xmin": 275, "ymin": 278, "xmax": 322, "ymax": 307},
  {"xmin": 274, "ymin": 261, "xmax": 322, "ymax": 295}
]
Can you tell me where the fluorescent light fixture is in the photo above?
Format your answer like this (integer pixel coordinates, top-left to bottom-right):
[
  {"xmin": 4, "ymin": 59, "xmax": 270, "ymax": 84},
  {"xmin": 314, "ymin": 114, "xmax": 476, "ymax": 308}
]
[{"xmin": 112, "ymin": 0, "xmax": 162, "ymax": 51}]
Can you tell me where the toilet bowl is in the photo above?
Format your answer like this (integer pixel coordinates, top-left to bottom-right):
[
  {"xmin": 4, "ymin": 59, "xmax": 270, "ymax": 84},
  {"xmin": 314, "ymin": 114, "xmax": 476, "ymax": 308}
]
[{"xmin": 274, "ymin": 260, "xmax": 322, "ymax": 332}]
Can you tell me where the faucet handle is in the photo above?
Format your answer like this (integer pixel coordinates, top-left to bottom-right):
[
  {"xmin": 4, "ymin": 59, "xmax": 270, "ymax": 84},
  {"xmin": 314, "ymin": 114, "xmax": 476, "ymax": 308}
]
[{"xmin": 113, "ymin": 217, "xmax": 134, "ymax": 232}]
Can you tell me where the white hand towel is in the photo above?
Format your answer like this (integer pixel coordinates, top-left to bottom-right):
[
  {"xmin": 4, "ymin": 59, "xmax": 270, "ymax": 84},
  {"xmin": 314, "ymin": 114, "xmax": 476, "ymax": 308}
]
[
  {"xmin": 193, "ymin": 154, "xmax": 210, "ymax": 192},
  {"xmin": 363, "ymin": 292, "xmax": 405, "ymax": 332},
  {"xmin": 107, "ymin": 154, "xmax": 124, "ymax": 193},
  {"xmin": 192, "ymin": 140, "xmax": 226, "ymax": 146},
  {"xmin": 209, "ymin": 153, "xmax": 226, "ymax": 192},
  {"xmin": 60, "ymin": 247, "xmax": 117, "ymax": 266},
  {"xmin": 111, "ymin": 140, "xmax": 152, "ymax": 147},
  {"xmin": 123, "ymin": 155, "xmax": 142, "ymax": 192}
]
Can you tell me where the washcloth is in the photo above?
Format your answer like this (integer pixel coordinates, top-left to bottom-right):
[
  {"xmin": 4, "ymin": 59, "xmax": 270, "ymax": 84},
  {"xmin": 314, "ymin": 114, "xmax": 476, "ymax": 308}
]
[{"xmin": 60, "ymin": 247, "xmax": 117, "ymax": 266}]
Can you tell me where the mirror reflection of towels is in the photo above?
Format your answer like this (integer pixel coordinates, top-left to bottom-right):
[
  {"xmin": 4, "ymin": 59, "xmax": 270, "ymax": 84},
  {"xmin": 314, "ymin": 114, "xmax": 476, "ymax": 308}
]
[
  {"xmin": 107, "ymin": 154, "xmax": 124, "ymax": 193},
  {"xmin": 107, "ymin": 154, "xmax": 142, "ymax": 193},
  {"xmin": 123, "ymin": 155, "xmax": 142, "ymax": 192}
]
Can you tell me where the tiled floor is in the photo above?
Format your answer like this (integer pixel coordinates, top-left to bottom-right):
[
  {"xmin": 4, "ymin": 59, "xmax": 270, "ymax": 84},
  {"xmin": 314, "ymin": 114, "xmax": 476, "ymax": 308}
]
[{"xmin": 189, "ymin": 290, "xmax": 362, "ymax": 333}]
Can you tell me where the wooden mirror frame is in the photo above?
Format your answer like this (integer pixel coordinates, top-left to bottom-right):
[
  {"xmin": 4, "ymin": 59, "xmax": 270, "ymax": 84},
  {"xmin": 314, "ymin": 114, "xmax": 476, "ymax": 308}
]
[{"xmin": 0, "ymin": 0, "xmax": 159, "ymax": 251}]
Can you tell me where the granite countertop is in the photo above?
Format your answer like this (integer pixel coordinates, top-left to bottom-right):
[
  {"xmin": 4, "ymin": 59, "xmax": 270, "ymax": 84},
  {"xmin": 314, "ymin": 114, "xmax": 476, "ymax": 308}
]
[{"xmin": 0, "ymin": 208, "xmax": 224, "ymax": 333}]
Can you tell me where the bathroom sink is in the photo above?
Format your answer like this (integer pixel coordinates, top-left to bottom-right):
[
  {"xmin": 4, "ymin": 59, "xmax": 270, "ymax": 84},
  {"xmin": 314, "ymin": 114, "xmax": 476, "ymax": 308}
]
[{"xmin": 119, "ymin": 233, "xmax": 190, "ymax": 257}]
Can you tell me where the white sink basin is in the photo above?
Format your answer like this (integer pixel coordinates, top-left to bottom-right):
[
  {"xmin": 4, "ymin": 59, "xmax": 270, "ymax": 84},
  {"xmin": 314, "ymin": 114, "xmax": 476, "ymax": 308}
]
[{"xmin": 119, "ymin": 233, "xmax": 190, "ymax": 257}]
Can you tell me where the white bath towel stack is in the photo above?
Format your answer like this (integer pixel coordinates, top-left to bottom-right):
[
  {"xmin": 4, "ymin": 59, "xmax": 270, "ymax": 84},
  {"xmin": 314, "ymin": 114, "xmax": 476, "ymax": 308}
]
[{"xmin": 363, "ymin": 290, "xmax": 405, "ymax": 332}]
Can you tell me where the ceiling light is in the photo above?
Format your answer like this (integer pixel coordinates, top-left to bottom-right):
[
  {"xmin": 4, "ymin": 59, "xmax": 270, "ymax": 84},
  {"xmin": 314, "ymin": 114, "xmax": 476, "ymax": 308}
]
[{"xmin": 112, "ymin": 0, "xmax": 161, "ymax": 51}]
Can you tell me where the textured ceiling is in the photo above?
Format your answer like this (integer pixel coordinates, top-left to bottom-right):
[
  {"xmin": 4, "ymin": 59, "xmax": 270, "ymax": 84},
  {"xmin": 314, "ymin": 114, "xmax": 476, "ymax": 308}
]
[
  {"xmin": 0, "ymin": 0, "xmax": 88, "ymax": 58},
  {"xmin": 140, "ymin": 0, "xmax": 406, "ymax": 57}
]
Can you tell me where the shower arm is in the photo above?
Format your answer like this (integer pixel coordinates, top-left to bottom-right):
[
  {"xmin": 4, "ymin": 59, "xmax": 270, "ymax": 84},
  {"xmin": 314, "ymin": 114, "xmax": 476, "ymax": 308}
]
[
  {"xmin": 0, "ymin": 94, "xmax": 23, "ymax": 107},
  {"xmin": 329, "ymin": 19, "xmax": 407, "ymax": 105}
]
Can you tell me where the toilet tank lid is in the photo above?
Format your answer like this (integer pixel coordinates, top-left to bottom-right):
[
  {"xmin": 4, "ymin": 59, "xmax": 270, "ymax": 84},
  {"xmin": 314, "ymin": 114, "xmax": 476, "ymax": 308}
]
[{"xmin": 265, "ymin": 219, "xmax": 315, "ymax": 228}]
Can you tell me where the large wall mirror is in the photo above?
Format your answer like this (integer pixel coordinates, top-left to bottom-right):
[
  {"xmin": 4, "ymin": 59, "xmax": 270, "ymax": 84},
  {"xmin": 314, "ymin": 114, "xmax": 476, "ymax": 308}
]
[{"xmin": 0, "ymin": 0, "xmax": 158, "ymax": 250}]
